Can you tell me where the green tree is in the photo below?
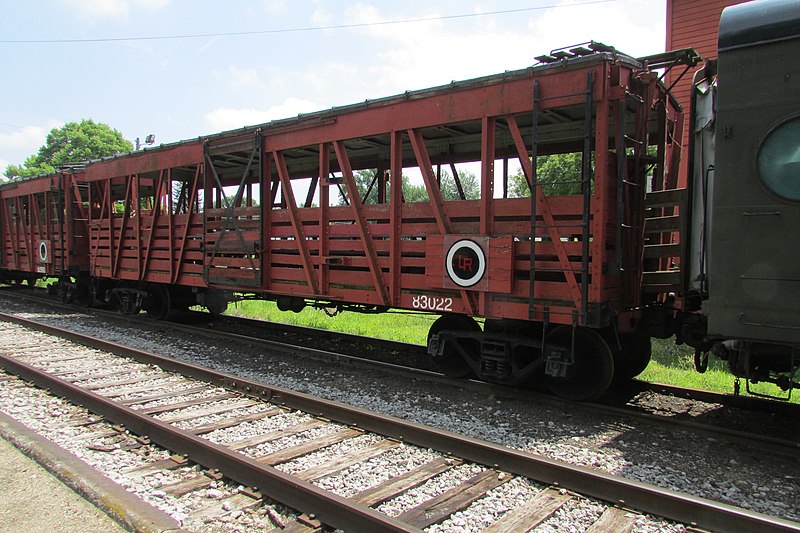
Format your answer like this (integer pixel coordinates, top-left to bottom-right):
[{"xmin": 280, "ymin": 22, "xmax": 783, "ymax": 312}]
[
  {"xmin": 4, "ymin": 119, "xmax": 132, "ymax": 180},
  {"xmin": 333, "ymin": 169, "xmax": 380, "ymax": 206},
  {"xmin": 401, "ymin": 181, "xmax": 428, "ymax": 202},
  {"xmin": 335, "ymin": 169, "xmax": 427, "ymax": 205},
  {"xmin": 354, "ymin": 169, "xmax": 381, "ymax": 204},
  {"xmin": 334, "ymin": 167, "xmax": 480, "ymax": 205},
  {"xmin": 508, "ymin": 153, "xmax": 584, "ymax": 197},
  {"xmin": 439, "ymin": 169, "xmax": 479, "ymax": 201},
  {"xmin": 396, "ymin": 168, "xmax": 480, "ymax": 203}
]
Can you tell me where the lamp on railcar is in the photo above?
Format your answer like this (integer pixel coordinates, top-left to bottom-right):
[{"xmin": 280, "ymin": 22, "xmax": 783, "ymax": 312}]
[{"xmin": 135, "ymin": 134, "xmax": 156, "ymax": 151}]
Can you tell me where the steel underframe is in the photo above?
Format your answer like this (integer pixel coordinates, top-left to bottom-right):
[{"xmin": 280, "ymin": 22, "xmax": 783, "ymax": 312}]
[{"xmin": 0, "ymin": 312, "xmax": 796, "ymax": 533}]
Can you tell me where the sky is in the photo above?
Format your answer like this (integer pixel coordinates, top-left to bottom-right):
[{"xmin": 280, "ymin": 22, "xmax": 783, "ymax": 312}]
[{"xmin": 0, "ymin": 0, "xmax": 667, "ymax": 175}]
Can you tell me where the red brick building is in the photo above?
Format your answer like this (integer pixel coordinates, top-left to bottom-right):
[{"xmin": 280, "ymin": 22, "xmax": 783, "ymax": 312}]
[{"xmin": 665, "ymin": 0, "xmax": 749, "ymax": 182}]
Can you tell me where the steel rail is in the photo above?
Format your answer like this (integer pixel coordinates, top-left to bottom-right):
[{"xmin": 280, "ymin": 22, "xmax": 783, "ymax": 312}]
[
  {"xmin": 114, "ymin": 296, "xmax": 800, "ymax": 417},
  {"xmin": 174, "ymin": 308, "xmax": 800, "ymax": 415},
  {"xmin": 2, "ymin": 290, "xmax": 799, "ymax": 458},
  {"xmin": 109, "ymin": 307, "xmax": 800, "ymax": 459},
  {"xmin": 6, "ymin": 287, "xmax": 800, "ymax": 417},
  {"xmin": 0, "ymin": 312, "xmax": 798, "ymax": 532},
  {"xmin": 0, "ymin": 328, "xmax": 418, "ymax": 532}
]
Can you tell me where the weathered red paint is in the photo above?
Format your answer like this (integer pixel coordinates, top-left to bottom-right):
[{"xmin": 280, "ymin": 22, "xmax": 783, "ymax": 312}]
[
  {"xmin": 0, "ymin": 171, "xmax": 89, "ymax": 279},
  {"xmin": 0, "ymin": 53, "xmax": 684, "ymax": 330}
]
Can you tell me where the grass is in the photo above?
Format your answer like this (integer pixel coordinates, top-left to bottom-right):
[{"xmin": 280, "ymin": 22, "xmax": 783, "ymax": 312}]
[
  {"xmin": 642, "ymin": 339, "xmax": 797, "ymax": 402},
  {"xmin": 28, "ymin": 275, "xmax": 791, "ymax": 402},
  {"xmin": 641, "ymin": 339, "xmax": 735, "ymax": 392},
  {"xmin": 227, "ymin": 300, "xmax": 437, "ymax": 345},
  {"xmin": 227, "ymin": 300, "xmax": 798, "ymax": 402}
]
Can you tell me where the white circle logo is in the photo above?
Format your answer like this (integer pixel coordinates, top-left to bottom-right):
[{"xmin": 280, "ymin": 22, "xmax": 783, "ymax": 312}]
[
  {"xmin": 38, "ymin": 241, "xmax": 49, "ymax": 263},
  {"xmin": 445, "ymin": 239, "xmax": 486, "ymax": 288}
]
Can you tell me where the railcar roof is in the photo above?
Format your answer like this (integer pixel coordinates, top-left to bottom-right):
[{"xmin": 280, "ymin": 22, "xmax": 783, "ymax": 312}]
[
  {"xmin": 719, "ymin": 0, "xmax": 800, "ymax": 52},
  {"xmin": 199, "ymin": 50, "xmax": 642, "ymax": 143},
  {"xmin": 1, "ymin": 49, "xmax": 646, "ymax": 189}
]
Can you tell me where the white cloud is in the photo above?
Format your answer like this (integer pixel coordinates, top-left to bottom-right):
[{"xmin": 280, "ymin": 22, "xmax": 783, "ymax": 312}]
[
  {"xmin": 312, "ymin": 7, "xmax": 333, "ymax": 26},
  {"xmin": 0, "ymin": 120, "xmax": 62, "ymax": 175},
  {"xmin": 204, "ymin": 97, "xmax": 320, "ymax": 131},
  {"xmin": 344, "ymin": 2, "xmax": 444, "ymax": 40},
  {"xmin": 337, "ymin": 0, "xmax": 665, "ymax": 97},
  {"xmin": 59, "ymin": 0, "xmax": 129, "ymax": 21},
  {"xmin": 214, "ymin": 66, "xmax": 267, "ymax": 89},
  {"xmin": 0, "ymin": 126, "xmax": 46, "ymax": 152},
  {"xmin": 527, "ymin": 0, "xmax": 665, "ymax": 58},
  {"xmin": 344, "ymin": 2, "xmax": 385, "ymax": 27},
  {"xmin": 59, "ymin": 0, "xmax": 170, "ymax": 22},
  {"xmin": 0, "ymin": 121, "xmax": 61, "ymax": 154},
  {"xmin": 263, "ymin": 0, "xmax": 288, "ymax": 16},
  {"xmin": 139, "ymin": 0, "xmax": 170, "ymax": 9},
  {"xmin": 299, "ymin": 62, "xmax": 360, "ymax": 98}
]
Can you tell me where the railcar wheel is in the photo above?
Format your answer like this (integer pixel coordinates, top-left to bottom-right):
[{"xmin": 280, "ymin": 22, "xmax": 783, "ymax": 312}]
[
  {"xmin": 57, "ymin": 276, "xmax": 71, "ymax": 303},
  {"xmin": 612, "ymin": 333, "xmax": 652, "ymax": 380},
  {"xmin": 205, "ymin": 291, "xmax": 229, "ymax": 317},
  {"xmin": 75, "ymin": 277, "xmax": 94, "ymax": 307},
  {"xmin": 165, "ymin": 286, "xmax": 194, "ymax": 313},
  {"xmin": 113, "ymin": 282, "xmax": 138, "ymax": 315},
  {"xmin": 143, "ymin": 284, "xmax": 171, "ymax": 320},
  {"xmin": 544, "ymin": 326, "xmax": 614, "ymax": 401},
  {"xmin": 427, "ymin": 314, "xmax": 481, "ymax": 378}
]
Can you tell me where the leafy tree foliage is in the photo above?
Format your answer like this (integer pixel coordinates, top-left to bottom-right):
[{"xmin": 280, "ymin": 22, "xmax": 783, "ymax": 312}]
[
  {"xmin": 336, "ymin": 167, "xmax": 480, "ymax": 206},
  {"xmin": 401, "ymin": 181, "xmax": 428, "ymax": 203},
  {"xmin": 355, "ymin": 169, "xmax": 383, "ymax": 204},
  {"xmin": 332, "ymin": 169, "xmax": 378, "ymax": 205},
  {"xmin": 4, "ymin": 119, "xmax": 132, "ymax": 180},
  {"xmin": 438, "ymin": 168, "xmax": 479, "ymax": 201},
  {"xmin": 508, "ymin": 152, "xmax": 584, "ymax": 197}
]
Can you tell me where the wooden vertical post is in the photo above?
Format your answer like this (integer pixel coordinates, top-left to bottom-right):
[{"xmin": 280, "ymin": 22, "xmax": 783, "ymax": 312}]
[
  {"xmin": 319, "ymin": 143, "xmax": 330, "ymax": 295},
  {"xmin": 480, "ymin": 116, "xmax": 495, "ymax": 315},
  {"xmin": 389, "ymin": 132, "xmax": 402, "ymax": 305}
]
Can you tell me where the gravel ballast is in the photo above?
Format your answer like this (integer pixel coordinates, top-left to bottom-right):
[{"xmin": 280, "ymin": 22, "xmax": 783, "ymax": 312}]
[{"xmin": 0, "ymin": 297, "xmax": 797, "ymax": 528}]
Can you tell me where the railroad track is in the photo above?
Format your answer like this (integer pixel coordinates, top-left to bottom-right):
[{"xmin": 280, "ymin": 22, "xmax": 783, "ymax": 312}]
[
  {"xmin": 0, "ymin": 313, "xmax": 797, "ymax": 532},
  {"xmin": 6, "ymin": 286, "xmax": 799, "ymax": 418},
  {"xmin": 105, "ymin": 312, "xmax": 800, "ymax": 456},
  {"xmin": 2, "ymin": 288, "xmax": 799, "ymax": 459},
  {"xmin": 184, "ymin": 311, "xmax": 800, "ymax": 417}
]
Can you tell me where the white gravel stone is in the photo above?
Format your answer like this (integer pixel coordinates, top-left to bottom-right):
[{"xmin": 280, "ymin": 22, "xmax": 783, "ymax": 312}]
[
  {"xmin": 316, "ymin": 443, "xmax": 439, "ymax": 497},
  {"xmin": 377, "ymin": 463, "xmax": 485, "ymax": 517},
  {"xmin": 0, "ymin": 362, "xmax": 292, "ymax": 530},
  {"xmin": 275, "ymin": 433, "xmax": 382, "ymax": 475},
  {"xmin": 0, "ymin": 298, "xmax": 795, "ymax": 528}
]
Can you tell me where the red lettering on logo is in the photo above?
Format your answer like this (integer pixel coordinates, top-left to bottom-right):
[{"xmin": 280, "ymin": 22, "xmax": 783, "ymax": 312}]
[{"xmin": 458, "ymin": 255, "xmax": 473, "ymax": 272}]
